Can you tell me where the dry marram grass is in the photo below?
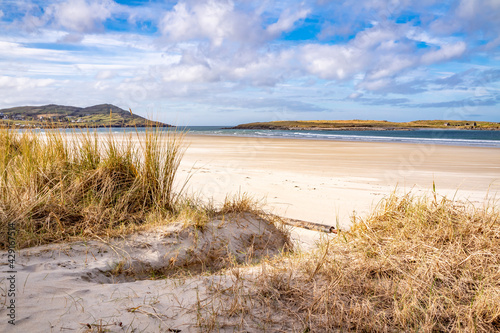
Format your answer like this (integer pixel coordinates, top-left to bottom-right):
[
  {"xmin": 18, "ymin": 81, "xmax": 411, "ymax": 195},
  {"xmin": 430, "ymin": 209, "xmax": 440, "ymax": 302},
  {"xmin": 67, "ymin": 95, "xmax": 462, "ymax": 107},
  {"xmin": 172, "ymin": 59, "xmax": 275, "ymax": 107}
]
[
  {"xmin": 0, "ymin": 127, "xmax": 186, "ymax": 248},
  {"xmin": 0, "ymin": 127, "xmax": 292, "ymax": 283},
  {"xmin": 199, "ymin": 193, "xmax": 500, "ymax": 332}
]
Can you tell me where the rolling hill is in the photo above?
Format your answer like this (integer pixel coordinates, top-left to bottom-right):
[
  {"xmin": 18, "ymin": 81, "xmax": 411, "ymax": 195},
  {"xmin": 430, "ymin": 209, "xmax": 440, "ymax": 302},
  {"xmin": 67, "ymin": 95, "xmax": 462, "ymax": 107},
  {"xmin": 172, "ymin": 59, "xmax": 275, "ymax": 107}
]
[{"xmin": 0, "ymin": 104, "xmax": 172, "ymax": 128}]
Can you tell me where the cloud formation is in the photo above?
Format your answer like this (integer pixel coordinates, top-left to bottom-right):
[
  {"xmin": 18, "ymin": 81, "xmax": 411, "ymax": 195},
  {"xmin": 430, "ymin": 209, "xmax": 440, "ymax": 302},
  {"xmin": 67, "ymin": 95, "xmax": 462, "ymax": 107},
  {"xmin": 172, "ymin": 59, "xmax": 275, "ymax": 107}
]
[
  {"xmin": 160, "ymin": 1, "xmax": 238, "ymax": 46},
  {"xmin": 0, "ymin": 0, "xmax": 499, "ymax": 124},
  {"xmin": 266, "ymin": 7, "xmax": 311, "ymax": 36},
  {"xmin": 51, "ymin": 0, "xmax": 114, "ymax": 33}
]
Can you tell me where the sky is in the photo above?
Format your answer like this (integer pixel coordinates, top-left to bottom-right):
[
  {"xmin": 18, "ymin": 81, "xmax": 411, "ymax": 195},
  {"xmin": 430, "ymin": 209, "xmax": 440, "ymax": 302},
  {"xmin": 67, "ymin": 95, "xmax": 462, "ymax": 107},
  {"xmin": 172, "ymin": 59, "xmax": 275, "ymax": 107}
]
[{"xmin": 0, "ymin": 0, "xmax": 499, "ymax": 125}]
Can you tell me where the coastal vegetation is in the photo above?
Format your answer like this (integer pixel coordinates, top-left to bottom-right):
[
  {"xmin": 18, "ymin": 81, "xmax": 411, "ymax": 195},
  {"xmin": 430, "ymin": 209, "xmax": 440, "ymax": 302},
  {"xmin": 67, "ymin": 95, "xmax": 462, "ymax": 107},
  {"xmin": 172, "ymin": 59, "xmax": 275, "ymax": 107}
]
[
  {"xmin": 0, "ymin": 126, "xmax": 498, "ymax": 331},
  {"xmin": 0, "ymin": 104, "xmax": 171, "ymax": 128},
  {"xmin": 233, "ymin": 119, "xmax": 500, "ymax": 130},
  {"xmin": 201, "ymin": 192, "xmax": 500, "ymax": 332},
  {"xmin": 0, "ymin": 127, "xmax": 185, "ymax": 248}
]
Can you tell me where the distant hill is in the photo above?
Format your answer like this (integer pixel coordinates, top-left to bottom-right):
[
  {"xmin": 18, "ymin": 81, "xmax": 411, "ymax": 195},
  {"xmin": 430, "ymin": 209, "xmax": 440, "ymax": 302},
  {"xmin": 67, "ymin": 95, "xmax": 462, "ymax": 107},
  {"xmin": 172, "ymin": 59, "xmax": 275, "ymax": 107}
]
[
  {"xmin": 231, "ymin": 120, "xmax": 500, "ymax": 131},
  {"xmin": 0, "ymin": 104, "xmax": 173, "ymax": 128}
]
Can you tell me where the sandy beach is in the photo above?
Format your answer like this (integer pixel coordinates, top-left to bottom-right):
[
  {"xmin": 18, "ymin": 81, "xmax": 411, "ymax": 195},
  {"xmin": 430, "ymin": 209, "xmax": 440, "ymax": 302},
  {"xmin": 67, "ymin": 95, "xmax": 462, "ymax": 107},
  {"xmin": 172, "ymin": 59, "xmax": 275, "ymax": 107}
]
[
  {"xmin": 1, "ymin": 134, "xmax": 499, "ymax": 332},
  {"xmin": 180, "ymin": 135, "xmax": 500, "ymax": 233}
]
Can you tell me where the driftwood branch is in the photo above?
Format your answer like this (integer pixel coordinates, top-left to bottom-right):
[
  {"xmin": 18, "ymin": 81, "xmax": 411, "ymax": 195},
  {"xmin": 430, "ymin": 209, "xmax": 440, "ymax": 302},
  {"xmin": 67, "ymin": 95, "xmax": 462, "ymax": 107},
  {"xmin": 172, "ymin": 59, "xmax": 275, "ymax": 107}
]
[{"xmin": 279, "ymin": 217, "xmax": 337, "ymax": 234}]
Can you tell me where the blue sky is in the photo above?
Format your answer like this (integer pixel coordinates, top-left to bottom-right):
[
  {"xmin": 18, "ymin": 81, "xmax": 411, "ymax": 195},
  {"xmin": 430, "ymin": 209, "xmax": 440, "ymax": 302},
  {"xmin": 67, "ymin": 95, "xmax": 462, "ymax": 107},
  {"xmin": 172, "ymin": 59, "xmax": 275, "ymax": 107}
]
[{"xmin": 0, "ymin": 0, "xmax": 499, "ymax": 125}]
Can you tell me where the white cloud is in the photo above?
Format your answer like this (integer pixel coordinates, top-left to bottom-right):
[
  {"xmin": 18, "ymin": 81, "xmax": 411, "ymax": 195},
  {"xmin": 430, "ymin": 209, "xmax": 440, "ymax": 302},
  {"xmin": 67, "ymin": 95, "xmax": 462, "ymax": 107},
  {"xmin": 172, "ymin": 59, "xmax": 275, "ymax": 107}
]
[
  {"xmin": 368, "ymin": 57, "xmax": 416, "ymax": 80},
  {"xmin": 456, "ymin": 0, "xmax": 500, "ymax": 20},
  {"xmin": 357, "ymin": 78, "xmax": 390, "ymax": 91},
  {"xmin": 153, "ymin": 20, "xmax": 470, "ymax": 91},
  {"xmin": 405, "ymin": 29, "xmax": 459, "ymax": 47},
  {"xmin": 81, "ymin": 33, "xmax": 162, "ymax": 51},
  {"xmin": 348, "ymin": 92, "xmax": 363, "ymax": 99},
  {"xmin": 226, "ymin": 49, "xmax": 297, "ymax": 85},
  {"xmin": 431, "ymin": 0, "xmax": 500, "ymax": 38},
  {"xmin": 160, "ymin": 2, "xmax": 200, "ymax": 41},
  {"xmin": 95, "ymin": 70, "xmax": 115, "ymax": 80},
  {"xmin": 300, "ymin": 44, "xmax": 363, "ymax": 80},
  {"xmin": 266, "ymin": 7, "xmax": 310, "ymax": 36},
  {"xmin": 162, "ymin": 64, "xmax": 220, "ymax": 83},
  {"xmin": 160, "ymin": 0, "xmax": 250, "ymax": 47},
  {"xmin": 157, "ymin": 0, "xmax": 309, "ymax": 47},
  {"xmin": 0, "ymin": 41, "xmax": 69, "ymax": 61},
  {"xmin": 58, "ymin": 33, "xmax": 84, "ymax": 43},
  {"xmin": 51, "ymin": 0, "xmax": 115, "ymax": 33},
  {"xmin": 0, "ymin": 76, "xmax": 55, "ymax": 90},
  {"xmin": 297, "ymin": 25, "xmax": 404, "ymax": 82},
  {"xmin": 351, "ymin": 25, "xmax": 399, "ymax": 49},
  {"xmin": 420, "ymin": 42, "xmax": 467, "ymax": 65}
]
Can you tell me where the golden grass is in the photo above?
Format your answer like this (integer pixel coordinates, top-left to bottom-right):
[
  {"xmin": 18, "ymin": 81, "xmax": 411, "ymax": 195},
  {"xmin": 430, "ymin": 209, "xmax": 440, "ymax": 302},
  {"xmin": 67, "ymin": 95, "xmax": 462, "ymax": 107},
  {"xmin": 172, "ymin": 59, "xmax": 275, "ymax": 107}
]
[
  {"xmin": 200, "ymin": 193, "xmax": 500, "ymax": 332},
  {"xmin": 0, "ymin": 127, "xmax": 187, "ymax": 249}
]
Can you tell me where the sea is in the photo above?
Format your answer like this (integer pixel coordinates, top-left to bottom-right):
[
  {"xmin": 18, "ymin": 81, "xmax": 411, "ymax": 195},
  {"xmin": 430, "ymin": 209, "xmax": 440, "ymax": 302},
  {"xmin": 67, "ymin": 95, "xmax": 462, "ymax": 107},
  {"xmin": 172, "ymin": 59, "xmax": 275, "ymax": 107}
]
[
  {"xmin": 35, "ymin": 126, "xmax": 500, "ymax": 148},
  {"xmin": 177, "ymin": 126, "xmax": 500, "ymax": 148}
]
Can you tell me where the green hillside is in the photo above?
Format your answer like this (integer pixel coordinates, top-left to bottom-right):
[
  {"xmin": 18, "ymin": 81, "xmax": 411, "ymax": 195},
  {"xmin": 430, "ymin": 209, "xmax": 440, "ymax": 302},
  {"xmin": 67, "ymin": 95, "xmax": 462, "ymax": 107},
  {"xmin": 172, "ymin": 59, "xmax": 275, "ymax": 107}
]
[{"xmin": 0, "ymin": 104, "xmax": 172, "ymax": 128}]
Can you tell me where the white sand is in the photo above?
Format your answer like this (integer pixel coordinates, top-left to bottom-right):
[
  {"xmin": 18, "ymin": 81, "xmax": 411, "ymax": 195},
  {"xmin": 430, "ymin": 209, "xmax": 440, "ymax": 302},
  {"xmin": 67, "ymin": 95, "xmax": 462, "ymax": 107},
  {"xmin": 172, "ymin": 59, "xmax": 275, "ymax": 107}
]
[
  {"xmin": 180, "ymin": 135, "xmax": 499, "ymax": 246},
  {"xmin": 1, "ymin": 212, "xmax": 290, "ymax": 332},
  {"xmin": 1, "ymin": 135, "xmax": 499, "ymax": 332}
]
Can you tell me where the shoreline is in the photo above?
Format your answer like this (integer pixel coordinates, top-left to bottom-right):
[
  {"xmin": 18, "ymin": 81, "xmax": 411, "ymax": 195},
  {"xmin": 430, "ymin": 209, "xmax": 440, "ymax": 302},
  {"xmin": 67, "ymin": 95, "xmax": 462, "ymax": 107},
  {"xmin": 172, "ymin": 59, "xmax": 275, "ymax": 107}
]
[
  {"xmin": 180, "ymin": 134, "xmax": 500, "ymax": 243},
  {"xmin": 10, "ymin": 126, "xmax": 500, "ymax": 148},
  {"xmin": 185, "ymin": 131, "xmax": 500, "ymax": 148}
]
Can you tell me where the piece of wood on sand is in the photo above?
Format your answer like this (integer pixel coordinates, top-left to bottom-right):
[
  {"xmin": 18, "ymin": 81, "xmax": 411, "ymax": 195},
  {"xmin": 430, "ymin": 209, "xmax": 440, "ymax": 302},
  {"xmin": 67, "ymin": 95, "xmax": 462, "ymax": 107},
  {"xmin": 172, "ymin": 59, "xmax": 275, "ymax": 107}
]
[{"xmin": 279, "ymin": 217, "xmax": 337, "ymax": 233}]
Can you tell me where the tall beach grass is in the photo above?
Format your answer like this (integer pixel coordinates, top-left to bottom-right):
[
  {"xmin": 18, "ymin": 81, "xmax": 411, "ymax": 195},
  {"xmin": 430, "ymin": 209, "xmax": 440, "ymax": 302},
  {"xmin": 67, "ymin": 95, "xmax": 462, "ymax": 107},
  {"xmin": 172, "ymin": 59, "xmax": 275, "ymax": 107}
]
[
  {"xmin": 201, "ymin": 193, "xmax": 500, "ymax": 332},
  {"xmin": 0, "ymin": 126, "xmax": 186, "ymax": 249}
]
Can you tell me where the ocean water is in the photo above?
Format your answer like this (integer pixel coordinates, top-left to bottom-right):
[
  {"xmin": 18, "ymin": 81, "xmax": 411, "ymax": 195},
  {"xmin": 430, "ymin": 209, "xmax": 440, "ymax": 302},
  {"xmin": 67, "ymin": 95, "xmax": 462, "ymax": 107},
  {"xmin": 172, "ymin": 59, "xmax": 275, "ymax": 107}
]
[
  {"xmin": 182, "ymin": 126, "xmax": 500, "ymax": 148},
  {"xmin": 34, "ymin": 126, "xmax": 500, "ymax": 148}
]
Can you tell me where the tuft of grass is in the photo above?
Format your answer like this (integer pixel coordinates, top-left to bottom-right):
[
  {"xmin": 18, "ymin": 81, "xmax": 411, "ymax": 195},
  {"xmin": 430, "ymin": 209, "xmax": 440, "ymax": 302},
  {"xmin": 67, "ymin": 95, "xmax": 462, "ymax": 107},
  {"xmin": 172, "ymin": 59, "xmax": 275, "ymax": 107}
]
[
  {"xmin": 202, "ymin": 193, "xmax": 500, "ymax": 332},
  {"xmin": 220, "ymin": 192, "xmax": 262, "ymax": 215},
  {"xmin": 0, "ymin": 127, "xmax": 186, "ymax": 249}
]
